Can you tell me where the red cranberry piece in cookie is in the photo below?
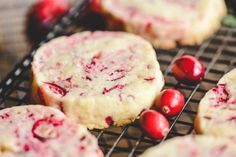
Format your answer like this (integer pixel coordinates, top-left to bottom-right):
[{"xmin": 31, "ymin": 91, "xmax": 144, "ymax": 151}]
[
  {"xmin": 32, "ymin": 118, "xmax": 64, "ymax": 140},
  {"xmin": 0, "ymin": 113, "xmax": 10, "ymax": 119},
  {"xmin": 43, "ymin": 82, "xmax": 67, "ymax": 97},
  {"xmin": 102, "ymin": 84, "xmax": 125, "ymax": 95},
  {"xmin": 23, "ymin": 144, "xmax": 30, "ymax": 152},
  {"xmin": 105, "ymin": 116, "xmax": 113, "ymax": 126},
  {"xmin": 211, "ymin": 145, "xmax": 227, "ymax": 155},
  {"xmin": 213, "ymin": 84, "xmax": 229, "ymax": 104}
]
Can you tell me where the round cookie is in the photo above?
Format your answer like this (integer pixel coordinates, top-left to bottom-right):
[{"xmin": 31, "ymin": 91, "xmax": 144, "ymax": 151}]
[
  {"xmin": 139, "ymin": 135, "xmax": 236, "ymax": 157},
  {"xmin": 98, "ymin": 0, "xmax": 226, "ymax": 49},
  {"xmin": 31, "ymin": 31, "xmax": 164, "ymax": 129},
  {"xmin": 195, "ymin": 69, "xmax": 236, "ymax": 137},
  {"xmin": 0, "ymin": 105, "xmax": 103, "ymax": 157}
]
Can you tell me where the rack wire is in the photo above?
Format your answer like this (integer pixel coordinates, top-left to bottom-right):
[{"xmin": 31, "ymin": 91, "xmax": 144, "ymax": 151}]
[{"xmin": 0, "ymin": 1, "xmax": 236, "ymax": 157}]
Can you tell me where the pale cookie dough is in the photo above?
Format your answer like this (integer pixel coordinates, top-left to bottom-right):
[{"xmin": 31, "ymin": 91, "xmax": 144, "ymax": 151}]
[
  {"xmin": 195, "ymin": 69, "xmax": 236, "ymax": 137},
  {"xmin": 140, "ymin": 135, "xmax": 236, "ymax": 157},
  {"xmin": 0, "ymin": 105, "xmax": 103, "ymax": 157},
  {"xmin": 98, "ymin": 0, "xmax": 227, "ymax": 49},
  {"xmin": 32, "ymin": 31, "xmax": 164, "ymax": 129}
]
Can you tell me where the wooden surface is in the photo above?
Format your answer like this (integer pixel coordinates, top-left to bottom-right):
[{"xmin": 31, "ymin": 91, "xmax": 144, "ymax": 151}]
[{"xmin": 0, "ymin": 0, "xmax": 37, "ymax": 80}]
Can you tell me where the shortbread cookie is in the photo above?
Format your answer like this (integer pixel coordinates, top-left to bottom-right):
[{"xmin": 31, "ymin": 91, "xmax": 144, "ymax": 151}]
[
  {"xmin": 0, "ymin": 105, "xmax": 103, "ymax": 157},
  {"xmin": 98, "ymin": 0, "xmax": 227, "ymax": 49},
  {"xmin": 32, "ymin": 31, "xmax": 164, "ymax": 129},
  {"xmin": 140, "ymin": 135, "xmax": 236, "ymax": 157},
  {"xmin": 195, "ymin": 69, "xmax": 236, "ymax": 137}
]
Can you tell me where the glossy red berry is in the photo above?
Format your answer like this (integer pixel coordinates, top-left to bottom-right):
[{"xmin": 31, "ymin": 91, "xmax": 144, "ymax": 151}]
[
  {"xmin": 140, "ymin": 110, "xmax": 170, "ymax": 139},
  {"xmin": 105, "ymin": 116, "xmax": 114, "ymax": 126},
  {"xmin": 172, "ymin": 55, "xmax": 205, "ymax": 85},
  {"xmin": 90, "ymin": 0, "xmax": 101, "ymax": 12},
  {"xmin": 155, "ymin": 89, "xmax": 185, "ymax": 116},
  {"xmin": 36, "ymin": 0, "xmax": 69, "ymax": 26},
  {"xmin": 26, "ymin": 0, "xmax": 70, "ymax": 43}
]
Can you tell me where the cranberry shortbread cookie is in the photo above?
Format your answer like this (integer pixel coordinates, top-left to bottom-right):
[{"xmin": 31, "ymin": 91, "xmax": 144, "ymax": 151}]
[
  {"xmin": 98, "ymin": 0, "xmax": 226, "ymax": 49},
  {"xmin": 139, "ymin": 135, "xmax": 236, "ymax": 157},
  {"xmin": 195, "ymin": 69, "xmax": 236, "ymax": 137},
  {"xmin": 32, "ymin": 31, "xmax": 164, "ymax": 129},
  {"xmin": 0, "ymin": 105, "xmax": 103, "ymax": 157}
]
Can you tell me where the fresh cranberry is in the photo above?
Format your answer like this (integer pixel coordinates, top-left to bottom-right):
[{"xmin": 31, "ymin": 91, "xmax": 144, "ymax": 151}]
[
  {"xmin": 36, "ymin": 0, "xmax": 69, "ymax": 26},
  {"xmin": 26, "ymin": 0, "xmax": 70, "ymax": 43},
  {"xmin": 32, "ymin": 118, "xmax": 63, "ymax": 140},
  {"xmin": 43, "ymin": 82, "xmax": 67, "ymax": 97},
  {"xmin": 105, "ymin": 116, "xmax": 114, "ymax": 126},
  {"xmin": 139, "ymin": 110, "xmax": 170, "ymax": 139},
  {"xmin": 172, "ymin": 55, "xmax": 205, "ymax": 85},
  {"xmin": 155, "ymin": 89, "xmax": 185, "ymax": 116},
  {"xmin": 90, "ymin": 0, "xmax": 101, "ymax": 13}
]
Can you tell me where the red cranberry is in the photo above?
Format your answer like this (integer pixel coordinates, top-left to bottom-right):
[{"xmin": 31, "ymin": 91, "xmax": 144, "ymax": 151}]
[
  {"xmin": 172, "ymin": 55, "xmax": 205, "ymax": 85},
  {"xmin": 43, "ymin": 82, "xmax": 67, "ymax": 97},
  {"xmin": 32, "ymin": 118, "xmax": 63, "ymax": 140},
  {"xmin": 26, "ymin": 0, "xmax": 70, "ymax": 43},
  {"xmin": 90, "ymin": 0, "xmax": 101, "ymax": 12},
  {"xmin": 212, "ymin": 84, "xmax": 229, "ymax": 104},
  {"xmin": 23, "ymin": 144, "xmax": 30, "ymax": 152},
  {"xmin": 36, "ymin": 0, "xmax": 69, "ymax": 26},
  {"xmin": 155, "ymin": 89, "xmax": 185, "ymax": 116},
  {"xmin": 139, "ymin": 110, "xmax": 170, "ymax": 139},
  {"xmin": 102, "ymin": 84, "xmax": 125, "ymax": 95},
  {"xmin": 105, "ymin": 116, "xmax": 113, "ymax": 126}
]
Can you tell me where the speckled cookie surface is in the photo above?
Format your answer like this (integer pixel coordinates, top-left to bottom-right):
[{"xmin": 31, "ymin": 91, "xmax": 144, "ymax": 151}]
[
  {"xmin": 99, "ymin": 0, "xmax": 226, "ymax": 49},
  {"xmin": 31, "ymin": 31, "xmax": 164, "ymax": 129},
  {"xmin": 195, "ymin": 69, "xmax": 236, "ymax": 137},
  {"xmin": 139, "ymin": 135, "xmax": 236, "ymax": 157},
  {"xmin": 0, "ymin": 105, "xmax": 103, "ymax": 157}
]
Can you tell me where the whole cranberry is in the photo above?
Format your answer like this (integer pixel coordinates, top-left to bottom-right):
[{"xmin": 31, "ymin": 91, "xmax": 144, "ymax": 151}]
[
  {"xmin": 90, "ymin": 0, "xmax": 101, "ymax": 13},
  {"xmin": 172, "ymin": 55, "xmax": 205, "ymax": 85},
  {"xmin": 140, "ymin": 110, "xmax": 170, "ymax": 139},
  {"xmin": 35, "ymin": 0, "xmax": 69, "ymax": 27},
  {"xmin": 155, "ymin": 89, "xmax": 185, "ymax": 116},
  {"xmin": 26, "ymin": 0, "xmax": 70, "ymax": 43}
]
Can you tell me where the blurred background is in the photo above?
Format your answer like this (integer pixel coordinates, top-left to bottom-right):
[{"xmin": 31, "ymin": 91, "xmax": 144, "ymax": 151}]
[
  {"xmin": 0, "ymin": 0, "xmax": 36, "ymax": 79},
  {"xmin": 0, "ymin": 0, "xmax": 235, "ymax": 81},
  {"xmin": 0, "ymin": 0, "xmax": 106, "ymax": 80}
]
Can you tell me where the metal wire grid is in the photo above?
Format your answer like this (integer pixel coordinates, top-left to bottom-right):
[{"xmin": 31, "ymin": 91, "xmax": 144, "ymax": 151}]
[
  {"xmin": 90, "ymin": 26, "xmax": 236, "ymax": 157},
  {"xmin": 0, "ymin": 1, "xmax": 236, "ymax": 157},
  {"xmin": 0, "ymin": 0, "xmax": 90, "ymax": 100}
]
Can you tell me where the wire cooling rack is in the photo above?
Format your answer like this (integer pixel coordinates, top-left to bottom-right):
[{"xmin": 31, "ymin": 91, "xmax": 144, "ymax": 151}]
[{"xmin": 0, "ymin": 1, "xmax": 236, "ymax": 157}]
